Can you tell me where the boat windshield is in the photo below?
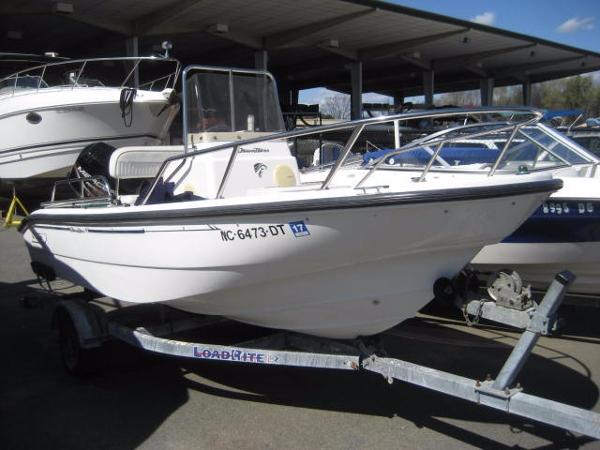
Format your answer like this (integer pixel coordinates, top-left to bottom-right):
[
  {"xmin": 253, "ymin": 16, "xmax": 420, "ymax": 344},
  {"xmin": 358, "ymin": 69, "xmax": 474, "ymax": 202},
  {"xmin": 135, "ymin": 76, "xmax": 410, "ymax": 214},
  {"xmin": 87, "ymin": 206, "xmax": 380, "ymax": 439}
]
[
  {"xmin": 184, "ymin": 68, "xmax": 284, "ymax": 135},
  {"xmin": 363, "ymin": 121, "xmax": 597, "ymax": 173}
]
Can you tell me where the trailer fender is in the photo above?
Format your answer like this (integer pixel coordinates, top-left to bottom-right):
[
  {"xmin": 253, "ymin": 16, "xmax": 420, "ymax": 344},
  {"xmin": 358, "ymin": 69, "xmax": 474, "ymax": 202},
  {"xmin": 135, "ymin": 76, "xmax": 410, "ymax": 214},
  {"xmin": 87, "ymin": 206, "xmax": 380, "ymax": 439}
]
[{"xmin": 51, "ymin": 299, "xmax": 108, "ymax": 349}]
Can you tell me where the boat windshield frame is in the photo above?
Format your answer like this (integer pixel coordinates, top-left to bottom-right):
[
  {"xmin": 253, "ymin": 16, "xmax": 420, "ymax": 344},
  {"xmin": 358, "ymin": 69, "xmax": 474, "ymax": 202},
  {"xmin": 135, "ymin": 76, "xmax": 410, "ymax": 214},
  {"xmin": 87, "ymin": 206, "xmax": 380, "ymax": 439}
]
[
  {"xmin": 362, "ymin": 120, "xmax": 598, "ymax": 178},
  {"xmin": 181, "ymin": 65, "xmax": 284, "ymax": 143}
]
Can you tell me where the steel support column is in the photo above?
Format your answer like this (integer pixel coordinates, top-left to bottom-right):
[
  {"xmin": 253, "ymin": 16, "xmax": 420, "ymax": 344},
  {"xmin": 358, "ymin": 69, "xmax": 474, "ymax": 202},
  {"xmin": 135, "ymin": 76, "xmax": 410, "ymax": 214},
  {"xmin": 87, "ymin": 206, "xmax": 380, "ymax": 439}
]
[
  {"xmin": 393, "ymin": 92, "xmax": 404, "ymax": 109},
  {"xmin": 522, "ymin": 79, "xmax": 532, "ymax": 106},
  {"xmin": 125, "ymin": 36, "xmax": 139, "ymax": 87},
  {"xmin": 254, "ymin": 50, "xmax": 268, "ymax": 71},
  {"xmin": 480, "ymin": 77, "xmax": 494, "ymax": 106},
  {"xmin": 278, "ymin": 82, "xmax": 291, "ymax": 106},
  {"xmin": 350, "ymin": 61, "xmax": 363, "ymax": 120},
  {"xmin": 423, "ymin": 71, "xmax": 434, "ymax": 106}
]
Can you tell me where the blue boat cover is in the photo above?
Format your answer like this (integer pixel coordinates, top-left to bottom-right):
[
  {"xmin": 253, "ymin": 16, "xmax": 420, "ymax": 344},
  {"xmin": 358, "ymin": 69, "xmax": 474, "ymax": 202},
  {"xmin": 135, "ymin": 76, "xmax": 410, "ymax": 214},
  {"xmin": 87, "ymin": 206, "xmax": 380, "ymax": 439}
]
[
  {"xmin": 362, "ymin": 147, "xmax": 500, "ymax": 166},
  {"xmin": 542, "ymin": 109, "xmax": 584, "ymax": 120}
]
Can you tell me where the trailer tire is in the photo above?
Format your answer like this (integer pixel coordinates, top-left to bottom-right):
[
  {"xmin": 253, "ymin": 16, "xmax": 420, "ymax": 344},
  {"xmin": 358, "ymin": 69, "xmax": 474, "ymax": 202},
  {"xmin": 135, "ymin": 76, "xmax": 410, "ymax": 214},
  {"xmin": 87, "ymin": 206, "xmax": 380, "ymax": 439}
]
[
  {"xmin": 56, "ymin": 309, "xmax": 96, "ymax": 377},
  {"xmin": 433, "ymin": 277, "xmax": 456, "ymax": 304}
]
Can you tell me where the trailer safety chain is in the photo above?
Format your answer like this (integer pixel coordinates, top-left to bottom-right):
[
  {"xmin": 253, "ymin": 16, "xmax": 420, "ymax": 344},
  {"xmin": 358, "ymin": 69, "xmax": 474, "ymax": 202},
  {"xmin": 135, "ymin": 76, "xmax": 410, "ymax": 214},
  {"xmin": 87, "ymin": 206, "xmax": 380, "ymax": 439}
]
[{"xmin": 462, "ymin": 300, "xmax": 484, "ymax": 326}]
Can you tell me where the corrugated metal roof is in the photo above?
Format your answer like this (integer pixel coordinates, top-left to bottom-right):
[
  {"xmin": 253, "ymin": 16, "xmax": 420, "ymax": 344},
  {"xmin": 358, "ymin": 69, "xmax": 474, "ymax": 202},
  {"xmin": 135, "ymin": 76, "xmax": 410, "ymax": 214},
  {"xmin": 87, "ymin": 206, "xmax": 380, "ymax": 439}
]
[{"xmin": 1, "ymin": 0, "xmax": 598, "ymax": 96}]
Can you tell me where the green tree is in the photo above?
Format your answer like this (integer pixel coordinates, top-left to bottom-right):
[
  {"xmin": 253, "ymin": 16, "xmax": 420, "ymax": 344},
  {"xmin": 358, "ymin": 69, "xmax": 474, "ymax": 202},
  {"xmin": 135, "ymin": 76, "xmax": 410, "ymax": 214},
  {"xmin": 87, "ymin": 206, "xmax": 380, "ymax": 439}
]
[
  {"xmin": 588, "ymin": 85, "xmax": 600, "ymax": 117},
  {"xmin": 563, "ymin": 76, "xmax": 593, "ymax": 113},
  {"xmin": 532, "ymin": 75, "xmax": 599, "ymax": 115}
]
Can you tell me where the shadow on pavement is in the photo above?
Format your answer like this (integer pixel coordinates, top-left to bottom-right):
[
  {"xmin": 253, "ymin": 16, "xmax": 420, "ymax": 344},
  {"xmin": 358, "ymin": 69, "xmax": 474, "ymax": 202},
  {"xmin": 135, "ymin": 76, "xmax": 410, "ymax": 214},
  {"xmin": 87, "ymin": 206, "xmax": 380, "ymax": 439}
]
[
  {"xmin": 1, "ymin": 277, "xmax": 598, "ymax": 450},
  {"xmin": 174, "ymin": 317, "xmax": 598, "ymax": 450},
  {"xmin": 0, "ymin": 281, "xmax": 189, "ymax": 450}
]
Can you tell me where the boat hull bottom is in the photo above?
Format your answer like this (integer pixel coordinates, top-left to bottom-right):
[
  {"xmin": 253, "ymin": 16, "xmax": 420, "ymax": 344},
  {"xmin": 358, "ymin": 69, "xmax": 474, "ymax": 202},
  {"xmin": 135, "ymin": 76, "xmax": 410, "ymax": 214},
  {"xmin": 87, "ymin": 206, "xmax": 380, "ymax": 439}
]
[{"xmin": 29, "ymin": 245, "xmax": 478, "ymax": 339}]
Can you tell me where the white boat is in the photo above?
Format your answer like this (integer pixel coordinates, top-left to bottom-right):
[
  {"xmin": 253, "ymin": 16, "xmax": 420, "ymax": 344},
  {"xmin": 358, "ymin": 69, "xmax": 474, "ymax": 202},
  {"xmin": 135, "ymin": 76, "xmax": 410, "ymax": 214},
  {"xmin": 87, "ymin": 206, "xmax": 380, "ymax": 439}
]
[
  {"xmin": 353, "ymin": 115, "xmax": 600, "ymax": 295},
  {"xmin": 0, "ymin": 56, "xmax": 180, "ymax": 197},
  {"xmin": 377, "ymin": 120, "xmax": 600, "ymax": 295},
  {"xmin": 473, "ymin": 173, "xmax": 600, "ymax": 295},
  {"xmin": 19, "ymin": 67, "xmax": 560, "ymax": 339}
]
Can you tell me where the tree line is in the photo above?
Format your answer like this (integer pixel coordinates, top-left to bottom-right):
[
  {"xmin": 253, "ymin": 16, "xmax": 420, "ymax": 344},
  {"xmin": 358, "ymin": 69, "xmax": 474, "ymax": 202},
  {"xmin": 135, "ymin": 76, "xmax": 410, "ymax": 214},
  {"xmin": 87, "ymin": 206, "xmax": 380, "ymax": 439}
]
[
  {"xmin": 317, "ymin": 73, "xmax": 600, "ymax": 119},
  {"xmin": 438, "ymin": 74, "xmax": 600, "ymax": 117}
]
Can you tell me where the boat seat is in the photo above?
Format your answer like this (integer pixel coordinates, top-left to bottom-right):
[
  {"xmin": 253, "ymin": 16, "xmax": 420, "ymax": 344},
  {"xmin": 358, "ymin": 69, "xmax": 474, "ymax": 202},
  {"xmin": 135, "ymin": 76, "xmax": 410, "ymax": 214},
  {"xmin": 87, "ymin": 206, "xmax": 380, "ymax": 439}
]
[
  {"xmin": 109, "ymin": 145, "xmax": 184, "ymax": 180},
  {"xmin": 273, "ymin": 164, "xmax": 297, "ymax": 187}
]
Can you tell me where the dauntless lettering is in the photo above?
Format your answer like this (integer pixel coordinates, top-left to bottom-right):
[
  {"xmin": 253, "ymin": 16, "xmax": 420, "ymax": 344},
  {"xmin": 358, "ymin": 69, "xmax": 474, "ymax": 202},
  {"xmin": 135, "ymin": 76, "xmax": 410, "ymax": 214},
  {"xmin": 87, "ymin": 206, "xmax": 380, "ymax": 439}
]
[{"xmin": 239, "ymin": 147, "xmax": 270, "ymax": 153}]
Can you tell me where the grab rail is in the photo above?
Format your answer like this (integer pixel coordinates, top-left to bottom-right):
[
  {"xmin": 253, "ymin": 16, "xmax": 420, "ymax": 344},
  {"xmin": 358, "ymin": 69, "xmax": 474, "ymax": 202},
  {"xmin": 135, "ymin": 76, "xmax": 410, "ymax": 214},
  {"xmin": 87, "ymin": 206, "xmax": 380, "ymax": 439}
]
[
  {"xmin": 49, "ymin": 176, "xmax": 112, "ymax": 204},
  {"xmin": 140, "ymin": 103, "xmax": 545, "ymax": 205}
]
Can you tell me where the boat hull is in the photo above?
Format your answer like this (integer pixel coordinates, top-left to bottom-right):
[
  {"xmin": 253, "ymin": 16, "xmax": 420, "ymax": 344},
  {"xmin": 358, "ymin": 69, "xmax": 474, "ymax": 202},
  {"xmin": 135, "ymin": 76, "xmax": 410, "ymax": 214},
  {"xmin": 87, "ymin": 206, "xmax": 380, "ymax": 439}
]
[
  {"xmin": 473, "ymin": 197, "xmax": 600, "ymax": 295},
  {"xmin": 0, "ymin": 88, "xmax": 177, "ymax": 185},
  {"xmin": 473, "ymin": 241, "xmax": 600, "ymax": 295},
  {"xmin": 23, "ymin": 186, "xmax": 552, "ymax": 338}
]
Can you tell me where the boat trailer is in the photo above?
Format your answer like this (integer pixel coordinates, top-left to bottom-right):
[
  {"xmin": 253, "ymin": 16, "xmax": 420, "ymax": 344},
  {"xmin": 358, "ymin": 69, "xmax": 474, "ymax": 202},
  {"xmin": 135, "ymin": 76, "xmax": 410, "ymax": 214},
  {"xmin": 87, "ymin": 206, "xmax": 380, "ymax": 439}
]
[{"xmin": 47, "ymin": 271, "xmax": 599, "ymax": 439}]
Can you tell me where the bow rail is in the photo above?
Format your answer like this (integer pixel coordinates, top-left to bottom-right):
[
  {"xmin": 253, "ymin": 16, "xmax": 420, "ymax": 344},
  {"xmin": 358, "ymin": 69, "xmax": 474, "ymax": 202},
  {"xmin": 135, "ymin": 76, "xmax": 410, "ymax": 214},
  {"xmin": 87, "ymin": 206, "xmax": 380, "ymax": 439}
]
[{"xmin": 0, "ymin": 56, "xmax": 180, "ymax": 95}]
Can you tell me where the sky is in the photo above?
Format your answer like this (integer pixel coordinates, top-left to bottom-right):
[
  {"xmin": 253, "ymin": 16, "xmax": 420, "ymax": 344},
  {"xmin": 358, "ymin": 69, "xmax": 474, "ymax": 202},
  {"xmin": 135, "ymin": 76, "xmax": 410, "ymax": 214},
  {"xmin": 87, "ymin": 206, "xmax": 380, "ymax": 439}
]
[
  {"xmin": 393, "ymin": 0, "xmax": 600, "ymax": 52},
  {"xmin": 299, "ymin": 0, "xmax": 600, "ymax": 104}
]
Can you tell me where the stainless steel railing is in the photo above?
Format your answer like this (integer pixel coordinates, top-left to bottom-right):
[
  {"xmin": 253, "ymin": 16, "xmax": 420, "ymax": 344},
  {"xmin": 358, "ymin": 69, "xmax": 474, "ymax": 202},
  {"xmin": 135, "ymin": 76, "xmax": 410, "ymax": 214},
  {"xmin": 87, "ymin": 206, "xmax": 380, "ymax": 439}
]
[
  {"xmin": 47, "ymin": 176, "xmax": 112, "ymax": 206},
  {"xmin": 355, "ymin": 119, "xmax": 535, "ymax": 187},
  {"xmin": 0, "ymin": 56, "xmax": 180, "ymax": 96},
  {"xmin": 140, "ymin": 106, "xmax": 545, "ymax": 205}
]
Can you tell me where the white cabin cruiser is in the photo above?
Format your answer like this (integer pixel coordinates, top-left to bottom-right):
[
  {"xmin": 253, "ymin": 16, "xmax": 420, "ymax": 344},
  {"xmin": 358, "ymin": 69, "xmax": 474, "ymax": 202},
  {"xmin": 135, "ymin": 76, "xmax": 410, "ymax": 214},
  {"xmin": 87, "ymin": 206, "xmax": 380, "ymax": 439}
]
[
  {"xmin": 19, "ymin": 67, "xmax": 560, "ymax": 339},
  {"xmin": 0, "ymin": 56, "xmax": 180, "ymax": 197}
]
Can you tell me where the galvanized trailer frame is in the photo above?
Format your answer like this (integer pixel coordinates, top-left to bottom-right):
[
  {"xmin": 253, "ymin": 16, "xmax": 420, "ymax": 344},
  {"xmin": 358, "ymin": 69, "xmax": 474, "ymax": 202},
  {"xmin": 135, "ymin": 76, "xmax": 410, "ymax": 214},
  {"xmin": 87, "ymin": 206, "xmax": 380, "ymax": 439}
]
[{"xmin": 52, "ymin": 271, "xmax": 600, "ymax": 440}]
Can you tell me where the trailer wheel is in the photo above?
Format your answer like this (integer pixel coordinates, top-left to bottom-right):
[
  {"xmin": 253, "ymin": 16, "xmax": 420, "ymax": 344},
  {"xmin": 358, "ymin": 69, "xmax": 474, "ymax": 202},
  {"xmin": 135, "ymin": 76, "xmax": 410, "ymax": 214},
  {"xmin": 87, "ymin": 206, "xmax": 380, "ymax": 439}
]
[
  {"xmin": 56, "ymin": 310, "xmax": 96, "ymax": 376},
  {"xmin": 433, "ymin": 277, "xmax": 456, "ymax": 304}
]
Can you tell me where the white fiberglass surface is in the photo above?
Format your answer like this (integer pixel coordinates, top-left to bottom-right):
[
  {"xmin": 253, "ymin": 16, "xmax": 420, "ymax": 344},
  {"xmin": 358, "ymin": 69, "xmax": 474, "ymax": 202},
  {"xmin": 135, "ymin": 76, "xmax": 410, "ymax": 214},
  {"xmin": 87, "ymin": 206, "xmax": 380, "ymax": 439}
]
[
  {"xmin": 23, "ymin": 183, "xmax": 551, "ymax": 338},
  {"xmin": 34, "ymin": 168, "xmax": 554, "ymax": 221}
]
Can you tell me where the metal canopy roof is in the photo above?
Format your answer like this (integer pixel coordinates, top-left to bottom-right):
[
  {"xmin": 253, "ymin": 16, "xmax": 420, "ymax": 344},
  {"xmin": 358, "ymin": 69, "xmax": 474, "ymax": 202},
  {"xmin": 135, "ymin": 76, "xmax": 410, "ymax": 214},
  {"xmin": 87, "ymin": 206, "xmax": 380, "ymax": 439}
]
[{"xmin": 1, "ymin": 0, "xmax": 599, "ymax": 97}]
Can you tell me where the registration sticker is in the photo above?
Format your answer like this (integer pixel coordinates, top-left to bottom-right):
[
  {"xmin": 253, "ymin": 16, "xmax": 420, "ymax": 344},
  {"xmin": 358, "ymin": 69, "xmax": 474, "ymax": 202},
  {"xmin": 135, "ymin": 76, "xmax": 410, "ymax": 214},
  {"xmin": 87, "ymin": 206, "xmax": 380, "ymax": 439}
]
[{"xmin": 289, "ymin": 220, "xmax": 310, "ymax": 237}]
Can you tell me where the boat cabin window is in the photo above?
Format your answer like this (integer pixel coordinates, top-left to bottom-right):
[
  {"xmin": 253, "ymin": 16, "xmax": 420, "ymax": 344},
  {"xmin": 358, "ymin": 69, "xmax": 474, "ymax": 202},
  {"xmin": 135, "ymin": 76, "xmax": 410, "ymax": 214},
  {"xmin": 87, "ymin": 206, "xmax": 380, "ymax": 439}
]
[{"xmin": 185, "ymin": 70, "xmax": 284, "ymax": 134}]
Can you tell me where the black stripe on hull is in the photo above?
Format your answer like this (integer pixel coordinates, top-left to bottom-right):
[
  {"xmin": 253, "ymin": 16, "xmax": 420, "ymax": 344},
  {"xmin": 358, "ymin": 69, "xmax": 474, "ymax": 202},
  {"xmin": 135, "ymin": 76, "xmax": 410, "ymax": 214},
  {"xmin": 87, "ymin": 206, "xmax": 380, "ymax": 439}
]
[{"xmin": 0, "ymin": 133, "xmax": 161, "ymax": 156}]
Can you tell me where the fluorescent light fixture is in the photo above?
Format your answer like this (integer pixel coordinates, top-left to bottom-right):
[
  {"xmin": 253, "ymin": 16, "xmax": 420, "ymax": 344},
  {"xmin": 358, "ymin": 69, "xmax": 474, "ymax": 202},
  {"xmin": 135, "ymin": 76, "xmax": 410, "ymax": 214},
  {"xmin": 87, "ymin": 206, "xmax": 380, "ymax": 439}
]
[
  {"xmin": 208, "ymin": 23, "xmax": 229, "ymax": 34},
  {"xmin": 52, "ymin": 2, "xmax": 74, "ymax": 14}
]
